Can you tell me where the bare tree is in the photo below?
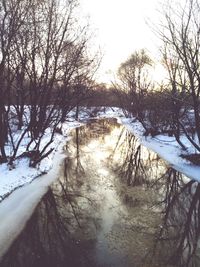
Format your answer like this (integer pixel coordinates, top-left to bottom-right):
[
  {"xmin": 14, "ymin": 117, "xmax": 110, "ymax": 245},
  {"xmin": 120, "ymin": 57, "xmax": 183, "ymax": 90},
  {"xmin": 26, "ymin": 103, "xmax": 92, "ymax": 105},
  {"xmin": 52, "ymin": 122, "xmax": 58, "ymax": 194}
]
[
  {"xmin": 160, "ymin": 0, "xmax": 200, "ymax": 152},
  {"xmin": 0, "ymin": 0, "xmax": 29, "ymax": 162},
  {"xmin": 0, "ymin": 0, "xmax": 96, "ymax": 166},
  {"xmin": 114, "ymin": 49, "xmax": 153, "ymax": 126}
]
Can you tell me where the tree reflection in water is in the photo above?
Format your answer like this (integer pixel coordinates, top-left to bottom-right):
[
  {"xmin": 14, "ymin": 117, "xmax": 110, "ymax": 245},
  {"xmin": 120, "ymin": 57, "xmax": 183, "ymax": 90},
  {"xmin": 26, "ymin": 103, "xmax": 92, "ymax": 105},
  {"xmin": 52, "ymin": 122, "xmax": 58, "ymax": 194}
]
[
  {"xmin": 1, "ymin": 119, "xmax": 117, "ymax": 267},
  {"xmin": 113, "ymin": 127, "xmax": 200, "ymax": 266},
  {"xmin": 1, "ymin": 119, "xmax": 200, "ymax": 267},
  {"xmin": 151, "ymin": 172, "xmax": 200, "ymax": 267},
  {"xmin": 0, "ymin": 187, "xmax": 96, "ymax": 267},
  {"xmin": 112, "ymin": 128, "xmax": 162, "ymax": 186}
]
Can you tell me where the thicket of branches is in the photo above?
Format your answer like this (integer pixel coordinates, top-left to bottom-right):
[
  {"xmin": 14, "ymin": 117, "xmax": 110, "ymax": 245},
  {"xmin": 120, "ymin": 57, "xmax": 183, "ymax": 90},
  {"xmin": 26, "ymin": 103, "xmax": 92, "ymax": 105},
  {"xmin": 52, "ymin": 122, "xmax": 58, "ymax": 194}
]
[
  {"xmin": 114, "ymin": 0, "xmax": 200, "ymax": 155},
  {"xmin": 0, "ymin": 0, "xmax": 97, "ymax": 166},
  {"xmin": 160, "ymin": 0, "xmax": 200, "ymax": 152}
]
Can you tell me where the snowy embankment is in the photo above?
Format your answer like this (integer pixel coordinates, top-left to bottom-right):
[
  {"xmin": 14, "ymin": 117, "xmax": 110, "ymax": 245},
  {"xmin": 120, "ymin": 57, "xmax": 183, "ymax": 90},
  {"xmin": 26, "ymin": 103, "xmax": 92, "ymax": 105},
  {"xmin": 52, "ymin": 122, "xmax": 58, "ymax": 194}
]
[
  {"xmin": 99, "ymin": 108, "xmax": 200, "ymax": 182},
  {"xmin": 0, "ymin": 118, "xmax": 83, "ymax": 202},
  {"xmin": 1, "ymin": 107, "xmax": 200, "ymax": 202},
  {"xmin": 118, "ymin": 117, "xmax": 200, "ymax": 181}
]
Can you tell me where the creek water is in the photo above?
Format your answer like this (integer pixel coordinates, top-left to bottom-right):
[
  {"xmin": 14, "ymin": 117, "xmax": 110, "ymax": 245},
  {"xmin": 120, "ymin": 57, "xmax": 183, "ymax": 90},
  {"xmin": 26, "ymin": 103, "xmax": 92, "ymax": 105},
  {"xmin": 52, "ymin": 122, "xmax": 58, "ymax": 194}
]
[{"xmin": 0, "ymin": 118, "xmax": 200, "ymax": 267}]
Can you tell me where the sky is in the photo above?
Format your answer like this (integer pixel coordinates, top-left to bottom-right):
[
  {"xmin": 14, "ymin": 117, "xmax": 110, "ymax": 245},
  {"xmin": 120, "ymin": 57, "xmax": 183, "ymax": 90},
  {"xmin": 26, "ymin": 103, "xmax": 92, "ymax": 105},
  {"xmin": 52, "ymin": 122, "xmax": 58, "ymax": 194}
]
[{"xmin": 80, "ymin": 0, "xmax": 164, "ymax": 84}]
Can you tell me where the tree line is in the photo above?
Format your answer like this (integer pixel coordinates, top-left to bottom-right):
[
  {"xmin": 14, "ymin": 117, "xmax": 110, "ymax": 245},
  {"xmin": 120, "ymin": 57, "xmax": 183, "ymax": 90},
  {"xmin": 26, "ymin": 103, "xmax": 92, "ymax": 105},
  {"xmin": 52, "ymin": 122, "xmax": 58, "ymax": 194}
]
[
  {"xmin": 113, "ymin": 0, "xmax": 200, "ymax": 158},
  {"xmin": 0, "ymin": 0, "xmax": 97, "ymax": 166}
]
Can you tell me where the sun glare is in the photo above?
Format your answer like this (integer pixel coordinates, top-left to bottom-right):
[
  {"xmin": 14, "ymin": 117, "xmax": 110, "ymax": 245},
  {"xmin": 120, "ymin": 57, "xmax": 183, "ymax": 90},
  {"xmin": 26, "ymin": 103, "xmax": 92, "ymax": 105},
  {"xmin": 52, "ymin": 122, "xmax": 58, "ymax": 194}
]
[{"xmin": 80, "ymin": 0, "xmax": 162, "ymax": 84}]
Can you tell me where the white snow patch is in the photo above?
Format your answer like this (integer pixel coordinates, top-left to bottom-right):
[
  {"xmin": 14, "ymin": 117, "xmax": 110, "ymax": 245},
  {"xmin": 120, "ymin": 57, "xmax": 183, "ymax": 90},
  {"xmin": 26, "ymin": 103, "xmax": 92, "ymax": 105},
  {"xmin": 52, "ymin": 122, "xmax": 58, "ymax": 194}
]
[
  {"xmin": 116, "ymin": 116, "xmax": 200, "ymax": 182},
  {"xmin": 0, "ymin": 119, "xmax": 84, "ymax": 201},
  {"xmin": 0, "ymin": 145, "xmax": 65, "ymax": 258}
]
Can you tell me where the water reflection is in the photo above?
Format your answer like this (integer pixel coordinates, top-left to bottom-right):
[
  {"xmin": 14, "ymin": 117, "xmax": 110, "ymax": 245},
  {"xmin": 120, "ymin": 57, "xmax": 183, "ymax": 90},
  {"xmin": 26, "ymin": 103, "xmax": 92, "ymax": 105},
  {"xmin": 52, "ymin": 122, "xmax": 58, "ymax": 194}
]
[
  {"xmin": 1, "ymin": 188, "xmax": 96, "ymax": 267},
  {"xmin": 111, "ymin": 127, "xmax": 200, "ymax": 266},
  {"xmin": 1, "ymin": 119, "xmax": 200, "ymax": 267},
  {"xmin": 151, "ymin": 174, "xmax": 200, "ymax": 267},
  {"xmin": 112, "ymin": 129, "xmax": 163, "ymax": 186}
]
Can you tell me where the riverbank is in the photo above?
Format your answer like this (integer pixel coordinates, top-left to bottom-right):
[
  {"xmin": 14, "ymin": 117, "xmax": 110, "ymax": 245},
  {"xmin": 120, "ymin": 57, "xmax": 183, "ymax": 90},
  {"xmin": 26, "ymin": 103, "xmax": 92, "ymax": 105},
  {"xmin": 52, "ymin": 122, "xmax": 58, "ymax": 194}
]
[
  {"xmin": 0, "ymin": 106, "xmax": 200, "ymax": 201},
  {"xmin": 117, "ymin": 117, "xmax": 200, "ymax": 182},
  {"xmin": 97, "ymin": 107, "xmax": 200, "ymax": 182},
  {"xmin": 0, "ymin": 119, "xmax": 83, "ymax": 202}
]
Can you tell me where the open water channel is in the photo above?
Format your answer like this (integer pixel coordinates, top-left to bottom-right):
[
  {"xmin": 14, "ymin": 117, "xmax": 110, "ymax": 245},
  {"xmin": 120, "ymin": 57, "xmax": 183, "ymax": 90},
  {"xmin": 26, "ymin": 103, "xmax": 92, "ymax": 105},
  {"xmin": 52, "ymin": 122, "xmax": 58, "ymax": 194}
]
[{"xmin": 0, "ymin": 118, "xmax": 200, "ymax": 267}]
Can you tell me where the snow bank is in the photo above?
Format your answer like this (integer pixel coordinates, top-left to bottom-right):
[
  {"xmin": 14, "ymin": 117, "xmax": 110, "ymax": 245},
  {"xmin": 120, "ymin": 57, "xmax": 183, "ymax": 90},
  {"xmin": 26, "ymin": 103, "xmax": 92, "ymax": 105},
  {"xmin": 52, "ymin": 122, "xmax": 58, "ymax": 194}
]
[
  {"xmin": 115, "ymin": 115, "xmax": 200, "ymax": 182},
  {"xmin": 0, "ymin": 120, "xmax": 83, "ymax": 202}
]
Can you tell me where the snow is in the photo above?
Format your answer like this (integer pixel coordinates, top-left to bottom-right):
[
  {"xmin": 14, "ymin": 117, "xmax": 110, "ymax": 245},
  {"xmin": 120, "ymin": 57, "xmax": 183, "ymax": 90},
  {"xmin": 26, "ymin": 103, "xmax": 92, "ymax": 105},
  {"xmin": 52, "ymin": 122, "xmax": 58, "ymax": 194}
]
[
  {"xmin": 89, "ymin": 106, "xmax": 200, "ymax": 182},
  {"xmin": 117, "ymin": 117, "xmax": 200, "ymax": 182},
  {"xmin": 0, "ymin": 106, "xmax": 200, "ymax": 203},
  {"xmin": 0, "ymin": 148, "xmax": 66, "ymax": 258},
  {"xmin": 0, "ymin": 119, "xmax": 83, "ymax": 202}
]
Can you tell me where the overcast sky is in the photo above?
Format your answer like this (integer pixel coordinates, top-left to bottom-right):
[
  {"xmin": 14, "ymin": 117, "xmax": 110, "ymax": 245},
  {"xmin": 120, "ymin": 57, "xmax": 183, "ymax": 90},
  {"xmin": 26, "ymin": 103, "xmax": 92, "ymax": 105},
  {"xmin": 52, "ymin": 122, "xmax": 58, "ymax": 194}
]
[{"xmin": 80, "ymin": 0, "xmax": 164, "ymax": 84}]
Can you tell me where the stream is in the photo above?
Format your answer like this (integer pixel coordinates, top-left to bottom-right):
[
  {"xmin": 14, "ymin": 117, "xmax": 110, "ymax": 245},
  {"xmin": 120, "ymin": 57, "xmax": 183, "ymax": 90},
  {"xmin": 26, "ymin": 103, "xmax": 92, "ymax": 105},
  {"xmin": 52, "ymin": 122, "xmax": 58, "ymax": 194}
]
[{"xmin": 0, "ymin": 118, "xmax": 200, "ymax": 267}]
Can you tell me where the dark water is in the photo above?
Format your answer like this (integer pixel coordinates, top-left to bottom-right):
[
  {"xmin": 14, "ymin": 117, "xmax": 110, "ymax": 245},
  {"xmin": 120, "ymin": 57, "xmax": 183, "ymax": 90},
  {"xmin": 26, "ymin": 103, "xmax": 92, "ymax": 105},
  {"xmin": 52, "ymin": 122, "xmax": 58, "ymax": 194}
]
[{"xmin": 1, "ymin": 118, "xmax": 200, "ymax": 267}]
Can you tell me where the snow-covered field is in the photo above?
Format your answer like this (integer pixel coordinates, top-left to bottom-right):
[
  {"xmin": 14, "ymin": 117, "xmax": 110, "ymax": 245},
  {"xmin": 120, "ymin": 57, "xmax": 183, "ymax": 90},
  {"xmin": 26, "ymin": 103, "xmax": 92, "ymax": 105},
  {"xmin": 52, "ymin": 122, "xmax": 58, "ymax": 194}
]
[{"xmin": 0, "ymin": 107, "xmax": 200, "ymax": 202}]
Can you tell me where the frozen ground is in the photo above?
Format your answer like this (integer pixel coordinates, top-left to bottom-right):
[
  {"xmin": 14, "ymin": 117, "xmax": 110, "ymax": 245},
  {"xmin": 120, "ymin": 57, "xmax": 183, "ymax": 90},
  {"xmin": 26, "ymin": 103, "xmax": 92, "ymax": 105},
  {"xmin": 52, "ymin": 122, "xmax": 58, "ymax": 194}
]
[{"xmin": 0, "ymin": 106, "xmax": 200, "ymax": 201}]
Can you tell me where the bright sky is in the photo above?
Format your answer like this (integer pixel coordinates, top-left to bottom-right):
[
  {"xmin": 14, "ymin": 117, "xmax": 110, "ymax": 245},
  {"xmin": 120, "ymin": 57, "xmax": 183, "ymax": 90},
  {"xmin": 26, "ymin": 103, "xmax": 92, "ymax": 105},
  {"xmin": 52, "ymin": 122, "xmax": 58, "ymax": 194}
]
[{"xmin": 80, "ymin": 0, "xmax": 164, "ymax": 84}]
